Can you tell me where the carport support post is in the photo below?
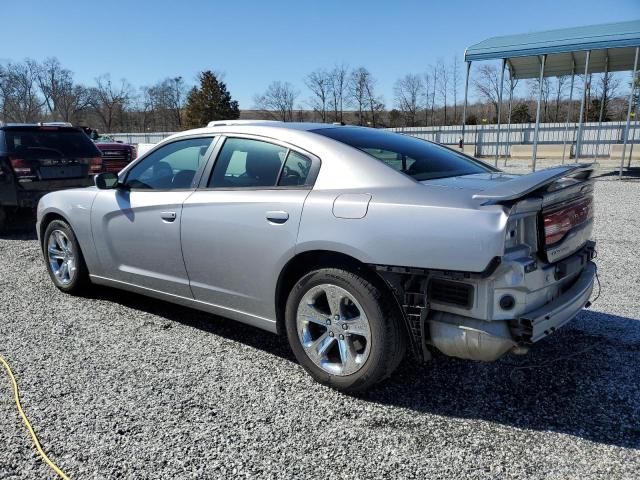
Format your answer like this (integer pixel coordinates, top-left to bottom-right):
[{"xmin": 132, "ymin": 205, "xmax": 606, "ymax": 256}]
[
  {"xmin": 593, "ymin": 53, "xmax": 609, "ymax": 162},
  {"xmin": 495, "ymin": 58, "xmax": 506, "ymax": 165},
  {"xmin": 531, "ymin": 54, "xmax": 547, "ymax": 172},
  {"xmin": 628, "ymin": 91, "xmax": 640, "ymax": 164},
  {"xmin": 576, "ymin": 50, "xmax": 591, "ymax": 160},
  {"xmin": 620, "ymin": 46, "xmax": 639, "ymax": 177},
  {"xmin": 505, "ymin": 61, "xmax": 515, "ymax": 166},
  {"xmin": 562, "ymin": 60, "xmax": 576, "ymax": 164},
  {"xmin": 461, "ymin": 61, "xmax": 472, "ymax": 152}
]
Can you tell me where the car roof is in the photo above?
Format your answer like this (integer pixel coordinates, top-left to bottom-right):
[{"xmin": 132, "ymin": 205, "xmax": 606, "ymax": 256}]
[{"xmin": 0, "ymin": 123, "xmax": 82, "ymax": 132}]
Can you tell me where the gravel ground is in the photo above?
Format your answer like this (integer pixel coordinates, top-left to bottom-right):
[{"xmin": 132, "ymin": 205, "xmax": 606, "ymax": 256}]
[{"xmin": 1, "ymin": 179, "xmax": 639, "ymax": 479}]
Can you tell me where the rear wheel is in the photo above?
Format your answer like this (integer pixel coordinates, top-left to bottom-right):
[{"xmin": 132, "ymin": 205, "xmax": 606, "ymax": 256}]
[
  {"xmin": 285, "ymin": 268, "xmax": 405, "ymax": 393},
  {"xmin": 43, "ymin": 219, "xmax": 90, "ymax": 294}
]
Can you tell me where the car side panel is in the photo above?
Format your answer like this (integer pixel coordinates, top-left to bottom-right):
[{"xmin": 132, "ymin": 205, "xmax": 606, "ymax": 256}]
[{"xmin": 181, "ymin": 189, "xmax": 310, "ymax": 322}]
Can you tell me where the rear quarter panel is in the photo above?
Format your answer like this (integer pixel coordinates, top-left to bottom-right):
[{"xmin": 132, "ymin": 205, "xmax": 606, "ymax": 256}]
[{"xmin": 296, "ymin": 185, "xmax": 508, "ymax": 273}]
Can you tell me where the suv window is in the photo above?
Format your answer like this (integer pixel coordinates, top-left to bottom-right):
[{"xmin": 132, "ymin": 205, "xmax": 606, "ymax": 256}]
[
  {"xmin": 125, "ymin": 137, "xmax": 214, "ymax": 190},
  {"xmin": 313, "ymin": 127, "xmax": 495, "ymax": 181},
  {"xmin": 4, "ymin": 127, "xmax": 100, "ymax": 158},
  {"xmin": 209, "ymin": 138, "xmax": 286, "ymax": 188}
]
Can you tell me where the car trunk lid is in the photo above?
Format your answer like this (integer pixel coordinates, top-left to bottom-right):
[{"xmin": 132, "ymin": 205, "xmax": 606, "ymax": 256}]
[{"xmin": 422, "ymin": 164, "xmax": 595, "ymax": 263}]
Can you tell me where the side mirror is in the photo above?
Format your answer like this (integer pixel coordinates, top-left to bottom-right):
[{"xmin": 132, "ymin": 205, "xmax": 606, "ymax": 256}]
[{"xmin": 95, "ymin": 172, "xmax": 120, "ymax": 190}]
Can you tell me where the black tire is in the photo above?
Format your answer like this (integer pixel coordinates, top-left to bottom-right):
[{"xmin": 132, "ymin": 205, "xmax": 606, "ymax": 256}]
[
  {"xmin": 285, "ymin": 268, "xmax": 406, "ymax": 393},
  {"xmin": 0, "ymin": 207, "xmax": 6, "ymax": 232},
  {"xmin": 43, "ymin": 219, "xmax": 90, "ymax": 294}
]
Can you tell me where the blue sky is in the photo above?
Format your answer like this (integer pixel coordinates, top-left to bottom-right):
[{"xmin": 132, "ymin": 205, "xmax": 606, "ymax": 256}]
[{"xmin": 4, "ymin": 0, "xmax": 639, "ymax": 108}]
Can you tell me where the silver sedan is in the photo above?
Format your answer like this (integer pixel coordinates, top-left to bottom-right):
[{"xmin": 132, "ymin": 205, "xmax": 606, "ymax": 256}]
[{"xmin": 37, "ymin": 121, "xmax": 596, "ymax": 392}]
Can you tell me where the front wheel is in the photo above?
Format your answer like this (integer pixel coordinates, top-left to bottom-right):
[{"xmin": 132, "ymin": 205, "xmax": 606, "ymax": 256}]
[
  {"xmin": 43, "ymin": 219, "xmax": 90, "ymax": 294},
  {"xmin": 285, "ymin": 268, "xmax": 405, "ymax": 393}
]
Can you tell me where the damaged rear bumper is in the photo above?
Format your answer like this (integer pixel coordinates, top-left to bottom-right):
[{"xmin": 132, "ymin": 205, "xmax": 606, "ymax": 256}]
[
  {"xmin": 428, "ymin": 259, "xmax": 596, "ymax": 361},
  {"xmin": 513, "ymin": 261, "xmax": 595, "ymax": 343}
]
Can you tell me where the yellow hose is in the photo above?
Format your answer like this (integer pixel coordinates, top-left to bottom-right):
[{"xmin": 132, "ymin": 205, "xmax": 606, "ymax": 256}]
[{"xmin": 0, "ymin": 353, "xmax": 70, "ymax": 480}]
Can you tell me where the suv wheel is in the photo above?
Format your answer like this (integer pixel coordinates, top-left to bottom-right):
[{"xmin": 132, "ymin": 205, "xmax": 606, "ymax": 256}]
[
  {"xmin": 43, "ymin": 219, "xmax": 90, "ymax": 294},
  {"xmin": 285, "ymin": 268, "xmax": 405, "ymax": 393}
]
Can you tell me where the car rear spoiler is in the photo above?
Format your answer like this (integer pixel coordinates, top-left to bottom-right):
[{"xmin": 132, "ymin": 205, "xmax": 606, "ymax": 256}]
[{"xmin": 473, "ymin": 164, "xmax": 593, "ymax": 205}]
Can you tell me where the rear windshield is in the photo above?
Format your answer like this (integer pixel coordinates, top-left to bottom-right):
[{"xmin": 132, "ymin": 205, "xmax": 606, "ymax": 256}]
[
  {"xmin": 4, "ymin": 128, "xmax": 100, "ymax": 158},
  {"xmin": 313, "ymin": 127, "xmax": 494, "ymax": 181}
]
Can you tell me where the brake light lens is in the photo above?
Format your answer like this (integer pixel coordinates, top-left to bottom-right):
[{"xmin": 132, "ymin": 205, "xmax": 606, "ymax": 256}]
[
  {"xmin": 89, "ymin": 156, "xmax": 103, "ymax": 174},
  {"xmin": 543, "ymin": 196, "xmax": 593, "ymax": 246},
  {"xmin": 9, "ymin": 156, "xmax": 35, "ymax": 180}
]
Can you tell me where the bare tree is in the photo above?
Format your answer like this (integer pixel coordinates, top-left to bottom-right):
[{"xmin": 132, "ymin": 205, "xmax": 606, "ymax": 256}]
[
  {"xmin": 430, "ymin": 65, "xmax": 438, "ymax": 125},
  {"xmin": 451, "ymin": 58, "xmax": 461, "ymax": 124},
  {"xmin": 329, "ymin": 64, "xmax": 348, "ymax": 122},
  {"xmin": 89, "ymin": 74, "xmax": 133, "ymax": 131},
  {"xmin": 348, "ymin": 67, "xmax": 369, "ymax": 125},
  {"xmin": 394, "ymin": 73, "xmax": 424, "ymax": 127},
  {"xmin": 473, "ymin": 64, "xmax": 501, "ymax": 122},
  {"xmin": 305, "ymin": 69, "xmax": 331, "ymax": 122},
  {"xmin": 143, "ymin": 77, "xmax": 187, "ymax": 130},
  {"xmin": 422, "ymin": 72, "xmax": 433, "ymax": 126},
  {"xmin": 552, "ymin": 75, "xmax": 569, "ymax": 122},
  {"xmin": 594, "ymin": 70, "xmax": 620, "ymax": 121},
  {"xmin": 348, "ymin": 67, "xmax": 384, "ymax": 127},
  {"xmin": 253, "ymin": 81, "xmax": 298, "ymax": 122},
  {"xmin": 436, "ymin": 60, "xmax": 449, "ymax": 124},
  {"xmin": 528, "ymin": 76, "xmax": 552, "ymax": 122},
  {"xmin": 0, "ymin": 60, "xmax": 46, "ymax": 122},
  {"xmin": 36, "ymin": 58, "xmax": 90, "ymax": 122}
]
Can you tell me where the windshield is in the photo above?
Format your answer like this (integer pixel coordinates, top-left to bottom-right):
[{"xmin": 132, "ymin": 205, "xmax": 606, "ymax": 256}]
[
  {"xmin": 4, "ymin": 128, "xmax": 100, "ymax": 158},
  {"xmin": 313, "ymin": 127, "xmax": 496, "ymax": 181}
]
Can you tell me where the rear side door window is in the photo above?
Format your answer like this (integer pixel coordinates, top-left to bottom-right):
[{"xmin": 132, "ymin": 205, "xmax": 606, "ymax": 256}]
[
  {"xmin": 278, "ymin": 150, "xmax": 313, "ymax": 186},
  {"xmin": 208, "ymin": 137, "xmax": 316, "ymax": 189},
  {"xmin": 208, "ymin": 138, "xmax": 286, "ymax": 188}
]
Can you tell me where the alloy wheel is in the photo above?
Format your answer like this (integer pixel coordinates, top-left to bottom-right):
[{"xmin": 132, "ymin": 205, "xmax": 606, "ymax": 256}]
[
  {"xmin": 47, "ymin": 230, "xmax": 77, "ymax": 285},
  {"xmin": 296, "ymin": 283, "xmax": 372, "ymax": 376}
]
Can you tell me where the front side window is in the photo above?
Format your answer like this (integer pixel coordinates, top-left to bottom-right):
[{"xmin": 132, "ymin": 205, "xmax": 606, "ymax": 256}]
[
  {"xmin": 313, "ymin": 127, "xmax": 495, "ymax": 181},
  {"xmin": 208, "ymin": 138, "xmax": 287, "ymax": 188},
  {"xmin": 125, "ymin": 137, "xmax": 214, "ymax": 189}
]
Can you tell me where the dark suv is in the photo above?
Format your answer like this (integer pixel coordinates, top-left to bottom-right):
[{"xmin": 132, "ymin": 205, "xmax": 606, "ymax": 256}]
[{"xmin": 0, "ymin": 123, "xmax": 102, "ymax": 230}]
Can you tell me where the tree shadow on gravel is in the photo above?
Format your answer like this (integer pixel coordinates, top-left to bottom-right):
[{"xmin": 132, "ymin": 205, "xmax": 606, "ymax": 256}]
[
  {"xmin": 90, "ymin": 287, "xmax": 296, "ymax": 362},
  {"xmin": 89, "ymin": 286, "xmax": 640, "ymax": 450},
  {"xmin": 363, "ymin": 310, "xmax": 640, "ymax": 450}
]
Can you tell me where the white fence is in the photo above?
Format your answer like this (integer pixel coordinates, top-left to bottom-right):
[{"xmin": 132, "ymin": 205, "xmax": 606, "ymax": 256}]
[{"xmin": 111, "ymin": 120, "xmax": 640, "ymax": 158}]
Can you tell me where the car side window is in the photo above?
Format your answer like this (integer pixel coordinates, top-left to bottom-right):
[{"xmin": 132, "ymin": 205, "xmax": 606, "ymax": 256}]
[
  {"xmin": 278, "ymin": 150, "xmax": 312, "ymax": 186},
  {"xmin": 125, "ymin": 137, "xmax": 214, "ymax": 190},
  {"xmin": 208, "ymin": 138, "xmax": 286, "ymax": 188}
]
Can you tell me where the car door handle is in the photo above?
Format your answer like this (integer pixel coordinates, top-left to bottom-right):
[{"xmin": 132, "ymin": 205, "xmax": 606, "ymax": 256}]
[
  {"xmin": 161, "ymin": 211, "xmax": 177, "ymax": 222},
  {"xmin": 266, "ymin": 210, "xmax": 289, "ymax": 224}
]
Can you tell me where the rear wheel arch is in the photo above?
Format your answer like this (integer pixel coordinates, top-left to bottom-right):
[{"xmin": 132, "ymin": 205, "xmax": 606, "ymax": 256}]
[{"xmin": 275, "ymin": 250, "xmax": 402, "ymax": 336}]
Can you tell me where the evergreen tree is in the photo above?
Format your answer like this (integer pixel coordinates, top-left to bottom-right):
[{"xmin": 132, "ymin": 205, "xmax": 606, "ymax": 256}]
[{"xmin": 185, "ymin": 71, "xmax": 239, "ymax": 127}]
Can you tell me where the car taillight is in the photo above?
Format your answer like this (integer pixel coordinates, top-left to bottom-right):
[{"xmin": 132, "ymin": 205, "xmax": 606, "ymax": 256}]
[
  {"xmin": 543, "ymin": 196, "xmax": 593, "ymax": 246},
  {"xmin": 89, "ymin": 156, "xmax": 103, "ymax": 174},
  {"xmin": 9, "ymin": 156, "xmax": 35, "ymax": 180}
]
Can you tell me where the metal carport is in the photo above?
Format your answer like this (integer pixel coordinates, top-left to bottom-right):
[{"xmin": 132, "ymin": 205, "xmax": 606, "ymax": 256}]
[{"xmin": 461, "ymin": 20, "xmax": 640, "ymax": 176}]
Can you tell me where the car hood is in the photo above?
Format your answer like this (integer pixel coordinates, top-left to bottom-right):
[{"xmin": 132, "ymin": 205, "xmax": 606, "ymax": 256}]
[{"xmin": 95, "ymin": 142, "xmax": 129, "ymax": 149}]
